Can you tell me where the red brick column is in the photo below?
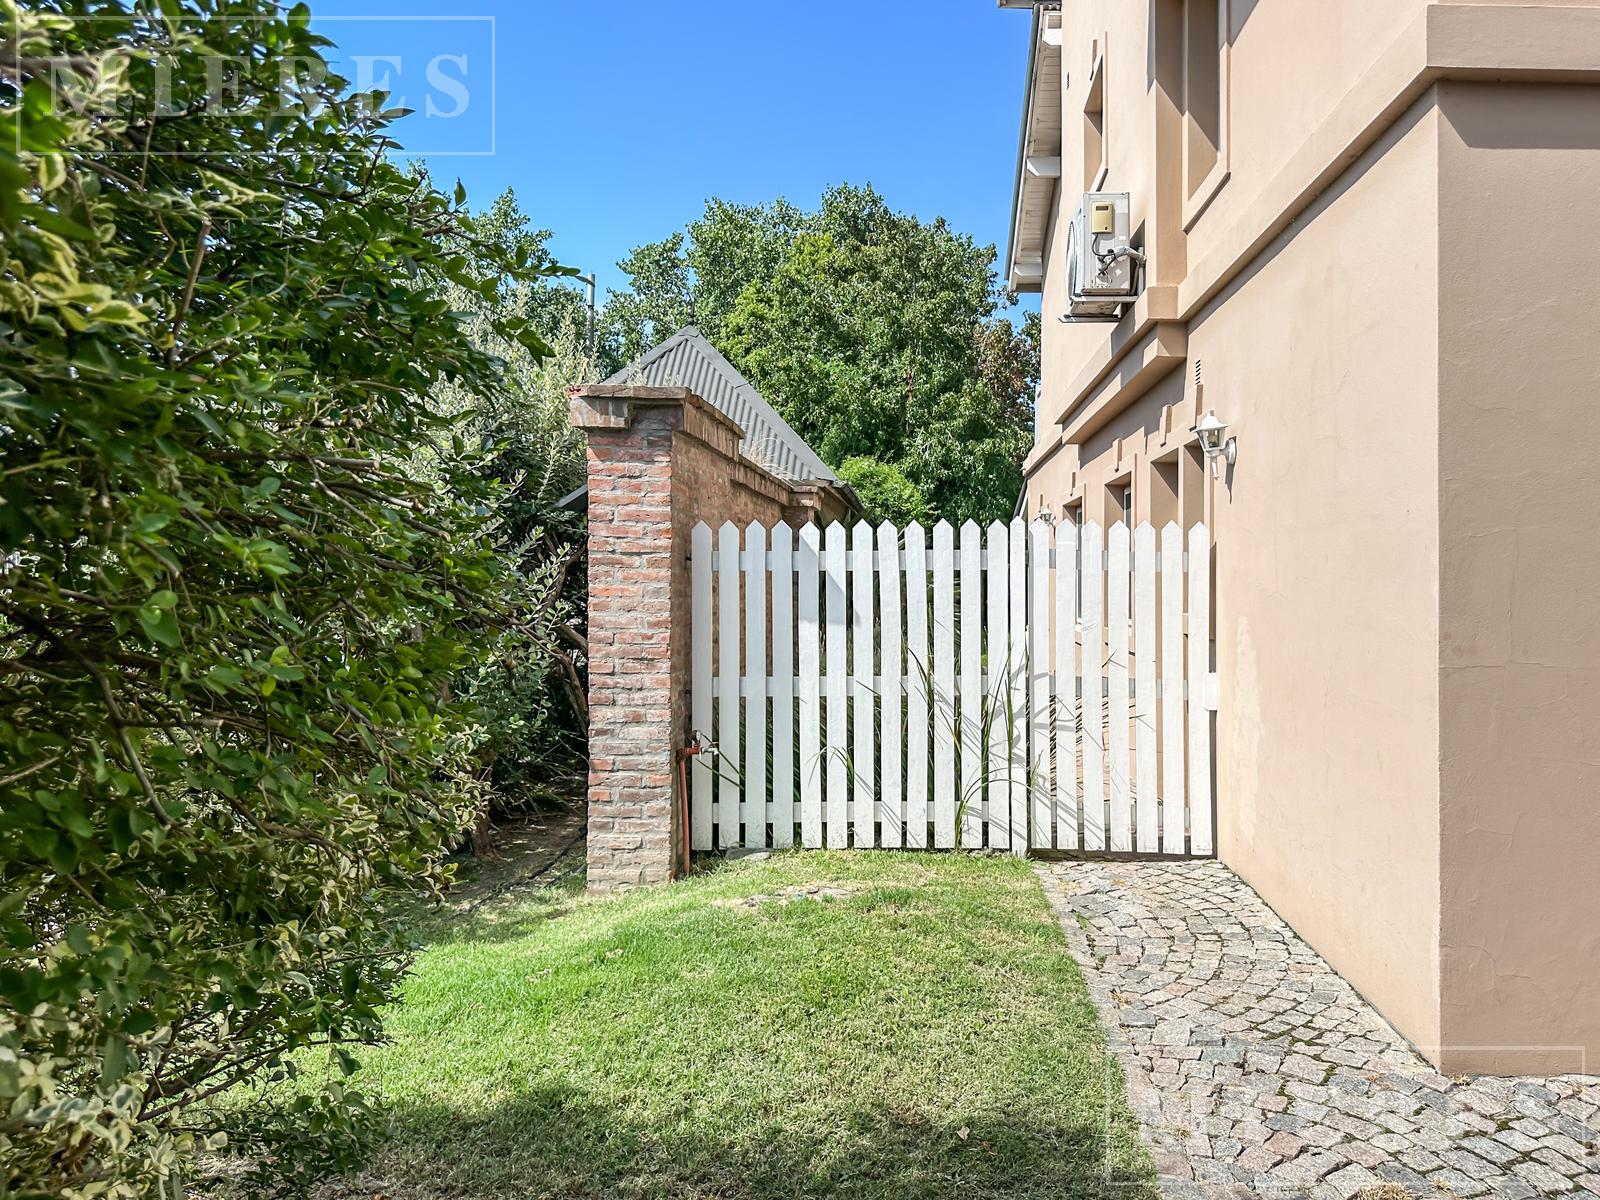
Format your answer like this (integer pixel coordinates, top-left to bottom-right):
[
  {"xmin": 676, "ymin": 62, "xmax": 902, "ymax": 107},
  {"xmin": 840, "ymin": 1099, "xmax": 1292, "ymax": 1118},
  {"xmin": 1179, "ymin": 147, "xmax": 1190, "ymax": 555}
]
[{"xmin": 570, "ymin": 386, "xmax": 790, "ymax": 892}]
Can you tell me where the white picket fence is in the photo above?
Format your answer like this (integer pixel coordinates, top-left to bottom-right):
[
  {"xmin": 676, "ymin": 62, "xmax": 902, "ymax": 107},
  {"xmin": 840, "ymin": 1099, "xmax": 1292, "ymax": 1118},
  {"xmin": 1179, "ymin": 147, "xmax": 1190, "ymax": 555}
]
[{"xmin": 689, "ymin": 519, "xmax": 1215, "ymax": 856}]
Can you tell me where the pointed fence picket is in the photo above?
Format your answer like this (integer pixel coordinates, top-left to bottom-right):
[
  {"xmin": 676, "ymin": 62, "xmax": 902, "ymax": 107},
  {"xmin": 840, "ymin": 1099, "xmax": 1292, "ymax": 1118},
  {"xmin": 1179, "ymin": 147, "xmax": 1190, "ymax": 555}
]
[
  {"xmin": 1107, "ymin": 523, "xmax": 1131, "ymax": 853},
  {"xmin": 1160, "ymin": 523, "xmax": 1186, "ymax": 856},
  {"xmin": 958, "ymin": 521, "xmax": 983, "ymax": 850},
  {"xmin": 904, "ymin": 523, "xmax": 930, "ymax": 850},
  {"xmin": 1054, "ymin": 521, "xmax": 1079, "ymax": 850},
  {"xmin": 716, "ymin": 523, "xmax": 740, "ymax": 844},
  {"xmin": 850, "ymin": 523, "xmax": 876, "ymax": 848},
  {"xmin": 771, "ymin": 523, "xmax": 794, "ymax": 848},
  {"xmin": 690, "ymin": 523, "xmax": 714, "ymax": 850},
  {"xmin": 824, "ymin": 523, "xmax": 848, "ymax": 849},
  {"xmin": 877, "ymin": 521, "xmax": 903, "ymax": 848},
  {"xmin": 798, "ymin": 524, "xmax": 822, "ymax": 847},
  {"xmin": 1007, "ymin": 519, "xmax": 1027, "ymax": 858},
  {"xmin": 1028, "ymin": 521, "xmax": 1053, "ymax": 851},
  {"xmin": 692, "ymin": 519, "xmax": 1215, "ymax": 856},
  {"xmin": 1081, "ymin": 521, "xmax": 1106, "ymax": 852},
  {"xmin": 744, "ymin": 522, "xmax": 766, "ymax": 847},
  {"xmin": 1134, "ymin": 524, "xmax": 1159, "ymax": 854},
  {"xmin": 985, "ymin": 521, "xmax": 1009, "ymax": 851},
  {"xmin": 931, "ymin": 522, "xmax": 956, "ymax": 848}
]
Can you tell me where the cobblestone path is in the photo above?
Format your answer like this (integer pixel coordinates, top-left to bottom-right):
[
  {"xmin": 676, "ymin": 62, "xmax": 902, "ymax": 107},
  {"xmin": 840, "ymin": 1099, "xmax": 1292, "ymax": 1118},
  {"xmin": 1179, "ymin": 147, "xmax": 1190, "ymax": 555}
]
[{"xmin": 1039, "ymin": 861, "xmax": 1600, "ymax": 1199}]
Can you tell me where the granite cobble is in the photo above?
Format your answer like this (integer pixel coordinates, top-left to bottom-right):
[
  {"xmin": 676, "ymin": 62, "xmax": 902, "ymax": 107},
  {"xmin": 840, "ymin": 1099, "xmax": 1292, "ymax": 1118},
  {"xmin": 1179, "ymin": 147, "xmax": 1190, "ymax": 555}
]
[{"xmin": 1039, "ymin": 861, "xmax": 1600, "ymax": 1199}]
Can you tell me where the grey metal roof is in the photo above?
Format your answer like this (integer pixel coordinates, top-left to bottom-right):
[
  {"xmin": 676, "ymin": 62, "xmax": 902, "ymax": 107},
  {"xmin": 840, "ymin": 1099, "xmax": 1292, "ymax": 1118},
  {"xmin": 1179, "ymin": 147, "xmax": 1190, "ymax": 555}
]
[{"xmin": 602, "ymin": 326, "xmax": 839, "ymax": 486}]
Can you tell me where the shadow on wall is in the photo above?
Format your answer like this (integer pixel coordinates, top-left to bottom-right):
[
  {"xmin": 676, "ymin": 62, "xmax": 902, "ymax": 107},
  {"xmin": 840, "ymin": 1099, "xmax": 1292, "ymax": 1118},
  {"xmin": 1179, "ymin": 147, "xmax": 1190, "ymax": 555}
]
[
  {"xmin": 1231, "ymin": 0, "xmax": 1260, "ymax": 40},
  {"xmin": 1145, "ymin": 0, "xmax": 1262, "ymax": 88},
  {"xmin": 327, "ymin": 1088, "xmax": 1142, "ymax": 1200},
  {"xmin": 1447, "ymin": 83, "xmax": 1600, "ymax": 151}
]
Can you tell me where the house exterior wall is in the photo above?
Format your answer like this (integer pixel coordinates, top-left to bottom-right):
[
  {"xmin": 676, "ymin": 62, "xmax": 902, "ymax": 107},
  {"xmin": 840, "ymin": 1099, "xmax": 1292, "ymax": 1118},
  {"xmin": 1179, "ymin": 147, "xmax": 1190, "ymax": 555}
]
[
  {"xmin": 1187, "ymin": 2, "xmax": 1424, "ymax": 261},
  {"xmin": 1015, "ymin": 1, "xmax": 1600, "ymax": 1072},
  {"xmin": 1198, "ymin": 104, "xmax": 1444, "ymax": 1062},
  {"xmin": 1435, "ymin": 81, "xmax": 1600, "ymax": 1074}
]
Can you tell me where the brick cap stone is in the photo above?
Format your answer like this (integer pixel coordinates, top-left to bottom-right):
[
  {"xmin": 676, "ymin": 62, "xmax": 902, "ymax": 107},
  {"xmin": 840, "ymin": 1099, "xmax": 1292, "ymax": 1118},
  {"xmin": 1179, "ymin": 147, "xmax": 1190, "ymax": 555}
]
[
  {"xmin": 569, "ymin": 385, "xmax": 746, "ymax": 435},
  {"xmin": 572, "ymin": 383, "xmax": 696, "ymax": 401}
]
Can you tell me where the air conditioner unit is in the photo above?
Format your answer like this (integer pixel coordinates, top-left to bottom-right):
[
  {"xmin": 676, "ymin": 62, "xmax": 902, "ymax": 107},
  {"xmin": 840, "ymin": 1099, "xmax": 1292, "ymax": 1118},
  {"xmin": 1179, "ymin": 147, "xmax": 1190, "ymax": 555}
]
[{"xmin": 1064, "ymin": 192, "xmax": 1140, "ymax": 323}]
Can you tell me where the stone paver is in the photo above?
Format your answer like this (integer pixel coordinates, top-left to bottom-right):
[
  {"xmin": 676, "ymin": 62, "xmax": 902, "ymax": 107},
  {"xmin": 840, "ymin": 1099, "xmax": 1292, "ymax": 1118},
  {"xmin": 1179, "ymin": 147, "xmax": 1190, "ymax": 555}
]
[{"xmin": 1039, "ymin": 861, "xmax": 1600, "ymax": 1199}]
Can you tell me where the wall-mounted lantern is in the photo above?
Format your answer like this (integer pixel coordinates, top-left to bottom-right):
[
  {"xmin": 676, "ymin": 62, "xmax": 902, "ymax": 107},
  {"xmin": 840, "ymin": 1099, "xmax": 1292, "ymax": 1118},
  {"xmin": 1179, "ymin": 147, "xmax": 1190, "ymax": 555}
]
[{"xmin": 1192, "ymin": 412, "xmax": 1237, "ymax": 478}]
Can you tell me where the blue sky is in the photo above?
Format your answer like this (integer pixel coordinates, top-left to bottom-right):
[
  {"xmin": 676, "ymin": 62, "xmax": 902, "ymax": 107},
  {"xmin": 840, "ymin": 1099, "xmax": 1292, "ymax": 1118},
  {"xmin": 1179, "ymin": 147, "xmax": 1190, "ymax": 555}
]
[{"xmin": 310, "ymin": 0, "xmax": 1037, "ymax": 309}]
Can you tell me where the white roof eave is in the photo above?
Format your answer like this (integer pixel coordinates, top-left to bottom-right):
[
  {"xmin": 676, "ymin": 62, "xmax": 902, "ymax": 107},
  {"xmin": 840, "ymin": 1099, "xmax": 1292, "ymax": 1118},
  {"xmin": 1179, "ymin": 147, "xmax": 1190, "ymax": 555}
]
[{"xmin": 1004, "ymin": 6, "xmax": 1063, "ymax": 294}]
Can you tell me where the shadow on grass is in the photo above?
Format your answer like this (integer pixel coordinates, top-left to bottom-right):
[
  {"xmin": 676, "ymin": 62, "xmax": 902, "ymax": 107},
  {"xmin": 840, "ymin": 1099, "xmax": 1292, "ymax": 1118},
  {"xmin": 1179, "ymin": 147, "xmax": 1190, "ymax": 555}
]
[
  {"xmin": 401, "ymin": 871, "xmax": 588, "ymax": 950},
  {"xmin": 329, "ymin": 1082, "xmax": 1153, "ymax": 1200},
  {"xmin": 309, "ymin": 853, "xmax": 1159, "ymax": 1200}
]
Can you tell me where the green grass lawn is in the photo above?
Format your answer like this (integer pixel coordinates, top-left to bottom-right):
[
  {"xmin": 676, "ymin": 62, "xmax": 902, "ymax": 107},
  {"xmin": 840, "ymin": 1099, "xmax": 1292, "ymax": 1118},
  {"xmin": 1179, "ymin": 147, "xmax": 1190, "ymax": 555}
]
[{"xmin": 319, "ymin": 851, "xmax": 1156, "ymax": 1200}]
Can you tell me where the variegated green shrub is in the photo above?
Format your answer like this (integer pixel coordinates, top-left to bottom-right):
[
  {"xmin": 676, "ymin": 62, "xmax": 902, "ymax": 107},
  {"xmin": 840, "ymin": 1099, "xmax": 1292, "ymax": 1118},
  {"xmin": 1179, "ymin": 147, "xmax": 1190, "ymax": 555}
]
[{"xmin": 0, "ymin": 2, "xmax": 558, "ymax": 1194}]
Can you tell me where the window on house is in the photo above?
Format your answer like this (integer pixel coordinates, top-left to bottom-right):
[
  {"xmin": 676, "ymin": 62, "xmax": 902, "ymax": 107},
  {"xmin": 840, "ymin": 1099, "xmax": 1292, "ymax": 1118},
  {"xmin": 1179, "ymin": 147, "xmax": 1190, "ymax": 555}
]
[
  {"xmin": 1179, "ymin": 443, "xmax": 1206, "ymax": 531},
  {"xmin": 1066, "ymin": 501, "xmax": 1085, "ymax": 613},
  {"xmin": 1184, "ymin": 0, "xmax": 1223, "ymax": 201},
  {"xmin": 1083, "ymin": 47, "xmax": 1107, "ymax": 190},
  {"xmin": 1150, "ymin": 455, "xmax": 1181, "ymax": 531},
  {"xmin": 1113, "ymin": 480, "xmax": 1135, "ymax": 615}
]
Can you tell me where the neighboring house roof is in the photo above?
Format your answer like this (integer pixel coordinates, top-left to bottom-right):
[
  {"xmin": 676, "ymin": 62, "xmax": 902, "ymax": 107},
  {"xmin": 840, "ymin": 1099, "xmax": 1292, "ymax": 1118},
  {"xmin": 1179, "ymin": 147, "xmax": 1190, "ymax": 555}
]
[{"xmin": 601, "ymin": 325, "xmax": 840, "ymax": 487}]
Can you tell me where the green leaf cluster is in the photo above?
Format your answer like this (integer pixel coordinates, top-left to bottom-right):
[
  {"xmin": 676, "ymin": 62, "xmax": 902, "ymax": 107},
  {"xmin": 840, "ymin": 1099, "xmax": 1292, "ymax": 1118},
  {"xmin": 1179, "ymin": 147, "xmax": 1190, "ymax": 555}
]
[
  {"xmin": 426, "ymin": 189, "xmax": 595, "ymax": 814},
  {"xmin": 600, "ymin": 186, "xmax": 1040, "ymax": 524},
  {"xmin": 0, "ymin": 2, "xmax": 561, "ymax": 1194},
  {"xmin": 835, "ymin": 457, "xmax": 930, "ymax": 526}
]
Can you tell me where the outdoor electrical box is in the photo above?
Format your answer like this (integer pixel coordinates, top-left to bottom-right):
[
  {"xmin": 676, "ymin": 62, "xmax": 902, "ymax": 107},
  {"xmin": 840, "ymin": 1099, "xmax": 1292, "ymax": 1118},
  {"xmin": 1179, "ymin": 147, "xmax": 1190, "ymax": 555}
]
[{"xmin": 1065, "ymin": 191, "xmax": 1139, "ymax": 322}]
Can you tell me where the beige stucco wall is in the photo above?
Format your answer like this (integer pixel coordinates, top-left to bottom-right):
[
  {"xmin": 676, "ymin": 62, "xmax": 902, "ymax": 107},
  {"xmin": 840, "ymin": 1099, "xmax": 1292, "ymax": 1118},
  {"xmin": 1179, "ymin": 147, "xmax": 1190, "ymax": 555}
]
[
  {"xmin": 1040, "ymin": 0, "xmax": 1438, "ymax": 423},
  {"xmin": 1197, "ymin": 2, "xmax": 1424, "ymax": 257},
  {"xmin": 1019, "ymin": 3, "xmax": 1600, "ymax": 1071},
  {"xmin": 1434, "ymin": 81, "xmax": 1600, "ymax": 1075},
  {"xmin": 1030, "ymin": 100, "xmax": 1446, "ymax": 1057},
  {"xmin": 1197, "ymin": 103, "xmax": 1444, "ymax": 1058}
]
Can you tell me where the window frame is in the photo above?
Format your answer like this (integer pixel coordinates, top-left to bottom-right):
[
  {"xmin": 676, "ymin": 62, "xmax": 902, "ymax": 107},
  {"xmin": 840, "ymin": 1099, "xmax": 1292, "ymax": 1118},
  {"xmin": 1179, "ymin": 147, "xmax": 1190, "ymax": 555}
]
[
  {"xmin": 1181, "ymin": 0, "xmax": 1231, "ymax": 231},
  {"xmin": 1083, "ymin": 39, "xmax": 1109, "ymax": 192}
]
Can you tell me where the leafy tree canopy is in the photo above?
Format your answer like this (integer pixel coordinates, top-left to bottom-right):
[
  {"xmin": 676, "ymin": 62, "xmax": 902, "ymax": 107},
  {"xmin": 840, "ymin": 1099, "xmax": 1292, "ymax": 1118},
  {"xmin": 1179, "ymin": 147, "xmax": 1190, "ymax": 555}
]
[
  {"xmin": 836, "ymin": 457, "xmax": 929, "ymax": 526},
  {"xmin": 601, "ymin": 185, "xmax": 1038, "ymax": 523},
  {"xmin": 472, "ymin": 188, "xmax": 593, "ymax": 375},
  {"xmin": 0, "ymin": 2, "xmax": 557, "ymax": 1194},
  {"xmin": 430, "ymin": 189, "xmax": 594, "ymax": 820}
]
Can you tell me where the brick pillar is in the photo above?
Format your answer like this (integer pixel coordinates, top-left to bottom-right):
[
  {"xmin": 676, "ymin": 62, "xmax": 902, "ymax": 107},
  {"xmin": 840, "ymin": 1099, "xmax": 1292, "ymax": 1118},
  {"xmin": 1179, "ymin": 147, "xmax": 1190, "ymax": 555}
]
[{"xmin": 569, "ymin": 386, "xmax": 754, "ymax": 892}]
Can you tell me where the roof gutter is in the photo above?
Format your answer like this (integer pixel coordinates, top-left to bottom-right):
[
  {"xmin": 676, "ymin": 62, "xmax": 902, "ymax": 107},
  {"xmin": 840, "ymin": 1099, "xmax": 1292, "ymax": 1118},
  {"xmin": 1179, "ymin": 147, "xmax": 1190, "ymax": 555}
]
[{"xmin": 1003, "ymin": 3, "xmax": 1044, "ymax": 294}]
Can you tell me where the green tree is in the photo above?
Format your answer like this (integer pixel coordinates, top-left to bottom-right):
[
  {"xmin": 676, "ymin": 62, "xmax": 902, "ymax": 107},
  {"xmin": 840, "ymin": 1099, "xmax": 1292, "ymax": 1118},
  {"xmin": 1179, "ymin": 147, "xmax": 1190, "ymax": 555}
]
[
  {"xmin": 598, "ymin": 232, "xmax": 693, "ymax": 372},
  {"xmin": 682, "ymin": 196, "xmax": 811, "ymax": 342},
  {"xmin": 723, "ymin": 186, "xmax": 1032, "ymax": 523},
  {"xmin": 605, "ymin": 185, "xmax": 1038, "ymax": 523},
  {"xmin": 474, "ymin": 187, "xmax": 593, "ymax": 361},
  {"xmin": 976, "ymin": 308, "xmax": 1042, "ymax": 435},
  {"xmin": 0, "ymin": 2, "xmax": 556, "ymax": 1194},
  {"xmin": 836, "ymin": 457, "xmax": 930, "ymax": 525},
  {"xmin": 597, "ymin": 196, "xmax": 811, "ymax": 373},
  {"xmin": 430, "ymin": 191, "xmax": 595, "ymax": 833}
]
